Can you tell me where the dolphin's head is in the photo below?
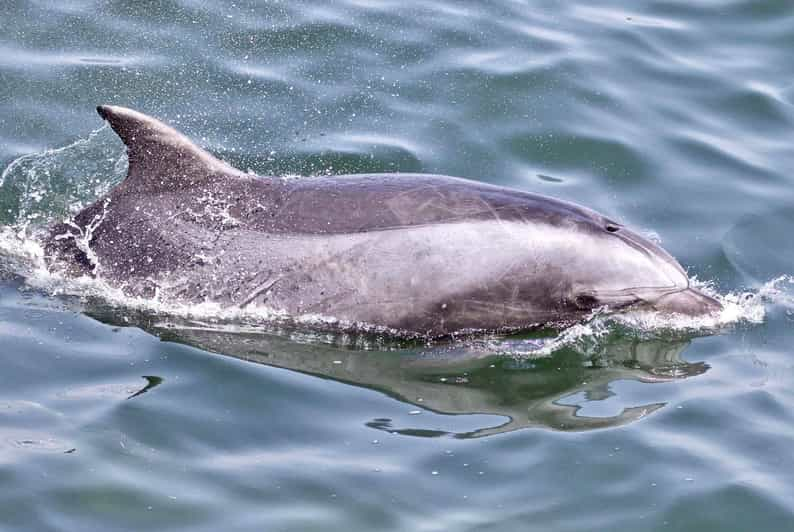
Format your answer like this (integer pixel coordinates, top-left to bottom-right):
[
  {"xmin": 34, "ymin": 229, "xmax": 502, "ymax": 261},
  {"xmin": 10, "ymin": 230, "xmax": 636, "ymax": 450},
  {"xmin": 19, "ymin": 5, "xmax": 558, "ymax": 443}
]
[{"xmin": 561, "ymin": 215, "xmax": 721, "ymax": 318}]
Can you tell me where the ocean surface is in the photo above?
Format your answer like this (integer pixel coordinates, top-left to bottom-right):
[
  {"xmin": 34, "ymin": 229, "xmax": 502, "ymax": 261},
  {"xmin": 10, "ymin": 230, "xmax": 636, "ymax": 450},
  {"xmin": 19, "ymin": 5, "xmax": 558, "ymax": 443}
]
[{"xmin": 2, "ymin": 1, "xmax": 794, "ymax": 530}]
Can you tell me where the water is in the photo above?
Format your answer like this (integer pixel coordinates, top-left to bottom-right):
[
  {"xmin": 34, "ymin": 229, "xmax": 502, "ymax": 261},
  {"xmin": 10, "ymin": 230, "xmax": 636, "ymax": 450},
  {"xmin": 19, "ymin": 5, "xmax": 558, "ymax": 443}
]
[{"xmin": 2, "ymin": 1, "xmax": 794, "ymax": 530}]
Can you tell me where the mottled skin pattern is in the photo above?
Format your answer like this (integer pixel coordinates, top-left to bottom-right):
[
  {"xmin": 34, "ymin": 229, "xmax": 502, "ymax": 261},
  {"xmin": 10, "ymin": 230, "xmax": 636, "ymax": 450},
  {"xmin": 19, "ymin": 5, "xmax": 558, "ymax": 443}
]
[{"xmin": 45, "ymin": 106, "xmax": 720, "ymax": 336}]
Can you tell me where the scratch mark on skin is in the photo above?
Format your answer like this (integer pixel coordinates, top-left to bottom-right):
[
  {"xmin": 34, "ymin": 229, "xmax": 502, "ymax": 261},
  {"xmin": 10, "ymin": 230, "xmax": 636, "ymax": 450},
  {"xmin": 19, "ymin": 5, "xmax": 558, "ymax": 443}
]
[
  {"xmin": 161, "ymin": 209, "xmax": 190, "ymax": 223},
  {"xmin": 474, "ymin": 195, "xmax": 505, "ymax": 225},
  {"xmin": 305, "ymin": 288, "xmax": 359, "ymax": 311},
  {"xmin": 239, "ymin": 276, "xmax": 282, "ymax": 308}
]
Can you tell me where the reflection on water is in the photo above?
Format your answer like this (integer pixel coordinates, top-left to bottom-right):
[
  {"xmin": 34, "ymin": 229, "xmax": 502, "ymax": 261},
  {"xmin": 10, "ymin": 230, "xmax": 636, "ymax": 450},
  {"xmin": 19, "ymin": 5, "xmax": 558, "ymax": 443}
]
[
  {"xmin": 89, "ymin": 308, "xmax": 708, "ymax": 437},
  {"xmin": 126, "ymin": 375, "xmax": 164, "ymax": 399}
]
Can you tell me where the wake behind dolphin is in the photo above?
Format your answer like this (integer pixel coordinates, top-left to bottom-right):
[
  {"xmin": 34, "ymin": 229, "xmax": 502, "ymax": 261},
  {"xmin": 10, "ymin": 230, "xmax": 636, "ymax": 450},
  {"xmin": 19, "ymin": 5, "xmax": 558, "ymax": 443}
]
[{"xmin": 43, "ymin": 105, "xmax": 720, "ymax": 337}]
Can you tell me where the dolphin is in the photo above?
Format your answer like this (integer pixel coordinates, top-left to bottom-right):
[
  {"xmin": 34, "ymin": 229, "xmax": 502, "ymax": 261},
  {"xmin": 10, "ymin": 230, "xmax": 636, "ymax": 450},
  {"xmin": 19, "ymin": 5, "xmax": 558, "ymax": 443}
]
[{"xmin": 44, "ymin": 105, "xmax": 721, "ymax": 336}]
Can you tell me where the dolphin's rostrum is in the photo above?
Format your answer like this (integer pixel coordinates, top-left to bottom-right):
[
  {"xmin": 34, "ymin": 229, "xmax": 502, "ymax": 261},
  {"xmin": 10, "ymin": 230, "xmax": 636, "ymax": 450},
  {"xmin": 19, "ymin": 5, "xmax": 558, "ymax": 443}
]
[{"xmin": 45, "ymin": 105, "xmax": 721, "ymax": 336}]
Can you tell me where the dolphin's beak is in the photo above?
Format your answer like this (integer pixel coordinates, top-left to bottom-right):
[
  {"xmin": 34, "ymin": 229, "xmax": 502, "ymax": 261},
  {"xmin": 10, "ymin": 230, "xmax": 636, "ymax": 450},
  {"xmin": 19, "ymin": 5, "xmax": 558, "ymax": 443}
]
[{"xmin": 650, "ymin": 287, "xmax": 722, "ymax": 316}]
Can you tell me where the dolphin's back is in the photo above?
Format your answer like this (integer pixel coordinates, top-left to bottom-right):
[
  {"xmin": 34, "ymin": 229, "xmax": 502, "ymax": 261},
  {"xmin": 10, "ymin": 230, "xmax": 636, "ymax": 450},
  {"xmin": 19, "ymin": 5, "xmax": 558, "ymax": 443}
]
[
  {"xmin": 90, "ymin": 105, "xmax": 612, "ymax": 237},
  {"xmin": 259, "ymin": 173, "xmax": 611, "ymax": 235}
]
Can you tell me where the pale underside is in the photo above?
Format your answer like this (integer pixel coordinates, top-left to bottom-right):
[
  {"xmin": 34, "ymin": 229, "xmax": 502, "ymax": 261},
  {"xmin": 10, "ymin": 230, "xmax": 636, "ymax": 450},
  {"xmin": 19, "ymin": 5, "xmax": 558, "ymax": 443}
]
[{"xmin": 107, "ymin": 210, "xmax": 661, "ymax": 334}]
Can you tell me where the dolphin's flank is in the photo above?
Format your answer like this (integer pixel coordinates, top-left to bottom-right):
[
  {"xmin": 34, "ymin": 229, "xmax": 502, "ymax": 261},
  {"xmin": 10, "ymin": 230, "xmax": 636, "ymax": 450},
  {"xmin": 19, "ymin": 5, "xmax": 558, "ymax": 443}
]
[{"xmin": 44, "ymin": 105, "xmax": 721, "ymax": 336}]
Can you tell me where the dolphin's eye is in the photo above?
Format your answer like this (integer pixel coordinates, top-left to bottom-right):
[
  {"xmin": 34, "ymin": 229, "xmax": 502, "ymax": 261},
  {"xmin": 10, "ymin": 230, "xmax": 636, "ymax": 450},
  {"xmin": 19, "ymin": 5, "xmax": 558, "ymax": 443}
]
[{"xmin": 606, "ymin": 223, "xmax": 620, "ymax": 233}]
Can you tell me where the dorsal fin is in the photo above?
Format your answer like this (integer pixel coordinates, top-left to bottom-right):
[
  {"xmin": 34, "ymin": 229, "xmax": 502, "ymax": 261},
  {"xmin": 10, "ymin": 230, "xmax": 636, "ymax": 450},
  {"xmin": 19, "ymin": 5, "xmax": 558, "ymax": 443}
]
[{"xmin": 96, "ymin": 105, "xmax": 243, "ymax": 193}]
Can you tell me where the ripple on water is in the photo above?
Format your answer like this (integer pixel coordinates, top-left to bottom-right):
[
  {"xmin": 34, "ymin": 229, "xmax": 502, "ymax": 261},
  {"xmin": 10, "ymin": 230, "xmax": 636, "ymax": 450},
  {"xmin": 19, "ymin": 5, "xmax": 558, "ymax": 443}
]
[
  {"xmin": 2, "ymin": 0, "xmax": 794, "ymax": 530},
  {"xmin": 0, "ymin": 48, "xmax": 159, "ymax": 70},
  {"xmin": 0, "ymin": 401, "xmax": 73, "ymax": 463}
]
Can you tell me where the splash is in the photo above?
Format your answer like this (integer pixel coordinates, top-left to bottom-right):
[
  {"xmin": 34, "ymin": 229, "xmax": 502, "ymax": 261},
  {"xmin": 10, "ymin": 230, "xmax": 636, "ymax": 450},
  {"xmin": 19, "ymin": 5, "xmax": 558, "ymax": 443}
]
[
  {"xmin": 0, "ymin": 125, "xmax": 125, "ymax": 228},
  {"xmin": 183, "ymin": 192, "xmax": 241, "ymax": 228},
  {"xmin": 51, "ymin": 197, "xmax": 111, "ymax": 275},
  {"xmin": 0, "ymin": 132, "xmax": 786, "ymax": 354}
]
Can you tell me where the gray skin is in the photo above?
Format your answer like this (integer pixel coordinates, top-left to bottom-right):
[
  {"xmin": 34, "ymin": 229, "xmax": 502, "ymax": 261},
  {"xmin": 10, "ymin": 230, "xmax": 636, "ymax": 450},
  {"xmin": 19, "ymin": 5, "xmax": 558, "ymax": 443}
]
[{"xmin": 45, "ymin": 105, "xmax": 721, "ymax": 336}]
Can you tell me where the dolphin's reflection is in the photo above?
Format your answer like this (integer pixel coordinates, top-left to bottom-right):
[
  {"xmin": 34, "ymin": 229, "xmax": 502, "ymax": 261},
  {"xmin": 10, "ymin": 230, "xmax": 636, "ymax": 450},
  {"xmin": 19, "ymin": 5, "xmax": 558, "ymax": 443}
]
[{"xmin": 94, "ymin": 307, "xmax": 708, "ymax": 437}]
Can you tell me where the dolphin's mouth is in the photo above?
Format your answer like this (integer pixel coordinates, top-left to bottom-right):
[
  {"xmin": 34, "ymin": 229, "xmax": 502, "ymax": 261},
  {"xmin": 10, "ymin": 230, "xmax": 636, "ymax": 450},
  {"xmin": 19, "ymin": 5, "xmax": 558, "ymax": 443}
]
[
  {"xmin": 583, "ymin": 286, "xmax": 722, "ymax": 317},
  {"xmin": 648, "ymin": 287, "xmax": 722, "ymax": 316}
]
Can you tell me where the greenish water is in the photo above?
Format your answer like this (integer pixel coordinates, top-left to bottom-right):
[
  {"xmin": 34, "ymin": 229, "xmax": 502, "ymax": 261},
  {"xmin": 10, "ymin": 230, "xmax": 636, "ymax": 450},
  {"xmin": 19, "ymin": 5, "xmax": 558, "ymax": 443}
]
[{"xmin": 2, "ymin": 1, "xmax": 794, "ymax": 530}]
